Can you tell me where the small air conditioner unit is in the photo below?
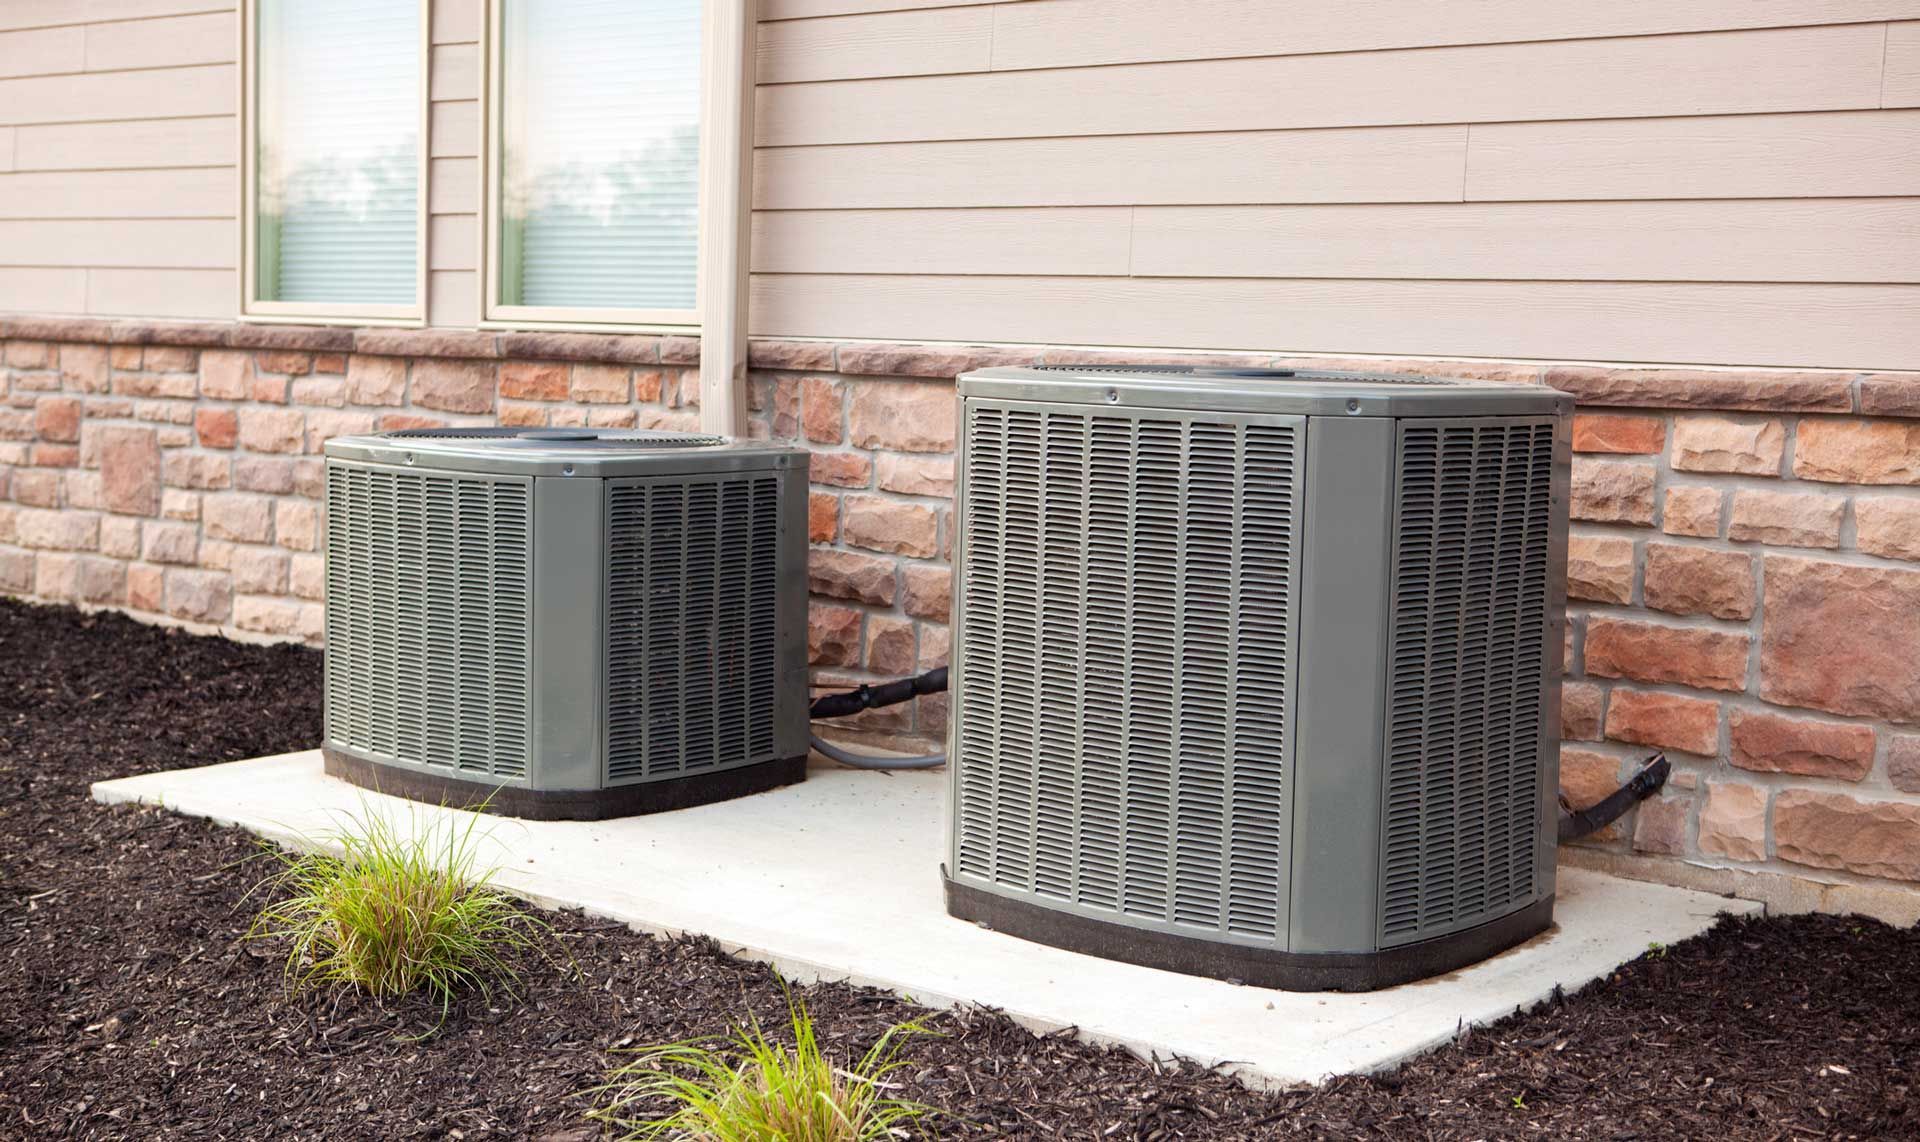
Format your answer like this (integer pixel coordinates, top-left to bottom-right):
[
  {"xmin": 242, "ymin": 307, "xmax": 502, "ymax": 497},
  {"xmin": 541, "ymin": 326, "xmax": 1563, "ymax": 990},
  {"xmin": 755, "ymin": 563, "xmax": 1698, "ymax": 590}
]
[
  {"xmin": 944, "ymin": 366, "xmax": 1572, "ymax": 990},
  {"xmin": 320, "ymin": 428, "xmax": 809, "ymax": 820}
]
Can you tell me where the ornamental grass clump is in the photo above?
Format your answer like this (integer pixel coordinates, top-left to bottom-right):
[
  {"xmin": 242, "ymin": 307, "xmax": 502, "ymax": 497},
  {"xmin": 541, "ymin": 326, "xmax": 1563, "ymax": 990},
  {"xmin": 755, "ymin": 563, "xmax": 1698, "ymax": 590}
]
[
  {"xmin": 249, "ymin": 805, "xmax": 547, "ymax": 1015},
  {"xmin": 590, "ymin": 986, "xmax": 933, "ymax": 1142}
]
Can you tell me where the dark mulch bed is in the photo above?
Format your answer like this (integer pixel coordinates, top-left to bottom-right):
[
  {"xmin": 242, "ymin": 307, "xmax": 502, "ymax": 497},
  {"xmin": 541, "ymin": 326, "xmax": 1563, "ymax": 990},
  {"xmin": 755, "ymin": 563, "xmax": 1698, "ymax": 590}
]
[{"xmin": 1, "ymin": 599, "xmax": 1916, "ymax": 1140}]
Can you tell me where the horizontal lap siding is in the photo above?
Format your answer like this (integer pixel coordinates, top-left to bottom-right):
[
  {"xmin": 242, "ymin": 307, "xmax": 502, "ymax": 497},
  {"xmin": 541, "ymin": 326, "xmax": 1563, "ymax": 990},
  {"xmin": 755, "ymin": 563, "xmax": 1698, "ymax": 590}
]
[
  {"xmin": 750, "ymin": 9, "xmax": 1920, "ymax": 369},
  {"xmin": 0, "ymin": 2, "xmax": 238, "ymax": 322},
  {"xmin": 427, "ymin": 21, "xmax": 479, "ymax": 328},
  {"xmin": 752, "ymin": 276, "xmax": 1920, "ymax": 371}
]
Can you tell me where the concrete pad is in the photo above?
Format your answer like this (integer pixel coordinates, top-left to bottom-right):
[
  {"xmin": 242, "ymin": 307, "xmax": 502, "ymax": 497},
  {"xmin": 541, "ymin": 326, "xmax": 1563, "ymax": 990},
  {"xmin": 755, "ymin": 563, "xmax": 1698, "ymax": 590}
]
[{"xmin": 94, "ymin": 752, "xmax": 1758, "ymax": 1089}]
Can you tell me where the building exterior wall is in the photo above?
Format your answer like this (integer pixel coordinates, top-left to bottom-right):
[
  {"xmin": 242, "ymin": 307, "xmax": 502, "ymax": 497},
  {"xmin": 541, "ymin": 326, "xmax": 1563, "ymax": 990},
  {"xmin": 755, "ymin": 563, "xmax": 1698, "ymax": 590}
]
[
  {"xmin": 2, "ymin": 3, "xmax": 1920, "ymax": 919},
  {"xmin": 4, "ymin": 317, "xmax": 1920, "ymax": 920},
  {"xmin": 2, "ymin": 4, "xmax": 1917, "ymax": 369}
]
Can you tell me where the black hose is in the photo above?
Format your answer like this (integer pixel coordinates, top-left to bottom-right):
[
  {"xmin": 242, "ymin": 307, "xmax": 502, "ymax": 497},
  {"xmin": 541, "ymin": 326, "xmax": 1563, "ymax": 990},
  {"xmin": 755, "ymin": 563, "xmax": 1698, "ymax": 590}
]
[
  {"xmin": 808, "ymin": 668, "xmax": 951, "ymax": 769},
  {"xmin": 1558, "ymin": 753, "xmax": 1671, "ymax": 843},
  {"xmin": 809, "ymin": 667, "xmax": 948, "ymax": 719}
]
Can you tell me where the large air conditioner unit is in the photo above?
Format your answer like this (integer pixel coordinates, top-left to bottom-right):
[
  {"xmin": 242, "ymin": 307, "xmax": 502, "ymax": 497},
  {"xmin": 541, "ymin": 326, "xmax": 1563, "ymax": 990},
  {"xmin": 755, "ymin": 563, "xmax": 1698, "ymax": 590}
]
[
  {"xmin": 320, "ymin": 428, "xmax": 809, "ymax": 820},
  {"xmin": 944, "ymin": 366, "xmax": 1572, "ymax": 990}
]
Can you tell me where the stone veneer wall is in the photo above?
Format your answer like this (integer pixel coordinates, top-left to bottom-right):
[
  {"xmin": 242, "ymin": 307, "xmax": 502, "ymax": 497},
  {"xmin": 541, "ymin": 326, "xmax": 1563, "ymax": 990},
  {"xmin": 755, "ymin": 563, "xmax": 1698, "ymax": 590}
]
[{"xmin": 4, "ymin": 315, "xmax": 1920, "ymax": 919}]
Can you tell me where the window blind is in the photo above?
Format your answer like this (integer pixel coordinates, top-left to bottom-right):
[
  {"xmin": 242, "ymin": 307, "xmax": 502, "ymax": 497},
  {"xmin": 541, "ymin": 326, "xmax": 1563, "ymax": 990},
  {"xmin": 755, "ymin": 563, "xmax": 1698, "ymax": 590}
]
[
  {"xmin": 499, "ymin": 0, "xmax": 702, "ymax": 313},
  {"xmin": 254, "ymin": 0, "xmax": 419, "ymax": 306}
]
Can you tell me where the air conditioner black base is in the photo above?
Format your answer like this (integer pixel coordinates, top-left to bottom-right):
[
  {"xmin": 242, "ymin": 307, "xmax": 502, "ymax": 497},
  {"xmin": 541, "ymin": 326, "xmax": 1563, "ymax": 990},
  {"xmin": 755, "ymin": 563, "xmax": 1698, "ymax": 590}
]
[
  {"xmin": 944, "ymin": 876, "xmax": 1554, "ymax": 992},
  {"xmin": 322, "ymin": 747, "xmax": 808, "ymax": 821}
]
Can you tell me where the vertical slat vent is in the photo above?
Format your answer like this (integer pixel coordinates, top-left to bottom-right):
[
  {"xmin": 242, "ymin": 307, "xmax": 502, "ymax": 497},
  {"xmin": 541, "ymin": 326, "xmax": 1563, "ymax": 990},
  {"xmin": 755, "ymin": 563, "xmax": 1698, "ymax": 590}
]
[
  {"xmin": 324, "ymin": 464, "xmax": 531, "ymax": 778},
  {"xmin": 1380, "ymin": 420, "xmax": 1555, "ymax": 946},
  {"xmin": 605, "ymin": 476, "xmax": 780, "ymax": 783},
  {"xmin": 954, "ymin": 404, "xmax": 1299, "ymax": 943}
]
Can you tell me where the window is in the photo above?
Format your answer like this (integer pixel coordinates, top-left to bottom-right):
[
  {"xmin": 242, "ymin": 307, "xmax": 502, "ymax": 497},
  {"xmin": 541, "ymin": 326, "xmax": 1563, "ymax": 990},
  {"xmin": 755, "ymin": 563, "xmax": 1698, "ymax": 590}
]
[
  {"xmin": 485, "ymin": 0, "xmax": 703, "ymax": 328},
  {"xmin": 243, "ymin": 0, "xmax": 426, "ymax": 323}
]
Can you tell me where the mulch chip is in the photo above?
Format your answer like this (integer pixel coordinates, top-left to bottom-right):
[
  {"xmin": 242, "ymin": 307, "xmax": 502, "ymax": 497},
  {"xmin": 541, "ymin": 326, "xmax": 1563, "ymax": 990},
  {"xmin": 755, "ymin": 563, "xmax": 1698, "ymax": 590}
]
[{"xmin": 0, "ymin": 598, "xmax": 1915, "ymax": 1139}]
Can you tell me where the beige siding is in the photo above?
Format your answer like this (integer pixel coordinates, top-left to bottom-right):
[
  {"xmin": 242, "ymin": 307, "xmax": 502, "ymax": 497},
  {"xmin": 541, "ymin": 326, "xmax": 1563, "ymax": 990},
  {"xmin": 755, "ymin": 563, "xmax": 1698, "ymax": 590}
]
[
  {"xmin": 1465, "ymin": 111, "xmax": 1920, "ymax": 201},
  {"xmin": 1887, "ymin": 21, "xmax": 1920, "ymax": 105},
  {"xmin": 426, "ymin": 19, "xmax": 479, "ymax": 327},
  {"xmin": 0, "ymin": 1, "xmax": 238, "ymax": 321},
  {"xmin": 985, "ymin": 1, "xmax": 1920, "ymax": 74},
  {"xmin": 12, "ymin": 116, "xmax": 232, "ymax": 170},
  {"xmin": 0, "ymin": 0, "xmax": 1909, "ymax": 368},
  {"xmin": 751, "ymin": 6, "xmax": 1920, "ymax": 368},
  {"xmin": 84, "ymin": 11, "xmax": 234, "ymax": 71},
  {"xmin": 752, "ymin": 276, "xmax": 1920, "ymax": 369}
]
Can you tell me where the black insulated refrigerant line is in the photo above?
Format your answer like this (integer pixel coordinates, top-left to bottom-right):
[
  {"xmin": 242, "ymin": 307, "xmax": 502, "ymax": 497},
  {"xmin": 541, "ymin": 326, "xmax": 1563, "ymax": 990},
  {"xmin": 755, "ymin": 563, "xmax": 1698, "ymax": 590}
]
[
  {"xmin": 809, "ymin": 668, "xmax": 1673, "ymax": 829},
  {"xmin": 807, "ymin": 667, "xmax": 948, "ymax": 770}
]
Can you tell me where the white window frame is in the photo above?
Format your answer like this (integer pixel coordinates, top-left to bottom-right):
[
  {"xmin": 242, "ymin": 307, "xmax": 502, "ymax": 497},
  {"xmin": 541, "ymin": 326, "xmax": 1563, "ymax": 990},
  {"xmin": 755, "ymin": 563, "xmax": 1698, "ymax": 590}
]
[
  {"xmin": 238, "ymin": 0, "xmax": 430, "ymax": 327},
  {"xmin": 478, "ymin": 0, "xmax": 746, "ymax": 337}
]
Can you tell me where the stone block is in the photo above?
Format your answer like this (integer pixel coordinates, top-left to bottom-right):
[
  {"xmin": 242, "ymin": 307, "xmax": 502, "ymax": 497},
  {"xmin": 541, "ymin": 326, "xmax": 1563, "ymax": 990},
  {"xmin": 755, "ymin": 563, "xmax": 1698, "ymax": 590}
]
[
  {"xmin": 1642, "ymin": 543, "xmax": 1754, "ymax": 620},
  {"xmin": 195, "ymin": 407, "xmax": 237, "ymax": 449},
  {"xmin": 569, "ymin": 363, "xmax": 630, "ymax": 403},
  {"xmin": 1569, "ymin": 458, "xmax": 1655, "ymax": 525},
  {"xmin": 162, "ymin": 451, "xmax": 229, "ymax": 490},
  {"xmin": 235, "ymin": 595, "xmax": 303, "ymax": 636},
  {"xmin": 843, "ymin": 494, "xmax": 939, "ymax": 558},
  {"xmin": 1854, "ymin": 497, "xmax": 1920, "ymax": 562},
  {"xmin": 875, "ymin": 453, "xmax": 955, "ymax": 498},
  {"xmin": 126, "ymin": 563, "xmax": 163, "ymax": 611},
  {"xmin": 1728, "ymin": 708, "xmax": 1873, "ymax": 781},
  {"xmin": 848, "ymin": 379, "xmax": 956, "ymax": 453},
  {"xmin": 809, "ymin": 452, "xmax": 872, "ymax": 488},
  {"xmin": 807, "ymin": 548, "xmax": 896, "ymax": 606},
  {"xmin": 1888, "ymin": 734, "xmax": 1920, "ymax": 794},
  {"xmin": 1585, "ymin": 617, "xmax": 1748, "ymax": 693},
  {"xmin": 141, "ymin": 521, "xmax": 198, "ymax": 564},
  {"xmin": 1604, "ymin": 689, "xmax": 1720, "ymax": 755},
  {"xmin": 801, "ymin": 377, "xmax": 843, "ymax": 444},
  {"xmin": 499, "ymin": 360, "xmax": 568, "ymax": 401},
  {"xmin": 291, "ymin": 375, "xmax": 346, "ymax": 408},
  {"xmin": 58, "ymin": 343, "xmax": 108, "ymax": 393},
  {"xmin": 346, "ymin": 354, "xmax": 407, "ymax": 406},
  {"xmin": 412, "ymin": 360, "xmax": 496, "ymax": 414},
  {"xmin": 1670, "ymin": 416, "xmax": 1784, "ymax": 476},
  {"xmin": 165, "ymin": 568, "xmax": 231, "ymax": 624},
  {"xmin": 807, "ymin": 491, "xmax": 837, "ymax": 543},
  {"xmin": 33, "ymin": 396, "xmax": 81, "ymax": 443},
  {"xmin": 1698, "ymin": 783, "xmax": 1768, "ymax": 862},
  {"xmin": 1794, "ymin": 418, "xmax": 1920, "ymax": 485},
  {"xmin": 233, "ymin": 456, "xmax": 295, "ymax": 494},
  {"xmin": 1727, "ymin": 489, "xmax": 1844, "ymax": 549},
  {"xmin": 1631, "ymin": 794, "xmax": 1690, "ymax": 856},
  {"xmin": 1570, "ymin": 413, "xmax": 1664, "ymax": 455},
  {"xmin": 1565, "ymin": 534, "xmax": 1633, "ymax": 604},
  {"xmin": 807, "ymin": 603, "xmax": 861, "ymax": 667},
  {"xmin": 1561, "ymin": 680, "xmax": 1605, "ymax": 741},
  {"xmin": 1760, "ymin": 556, "xmax": 1920, "ymax": 723},
  {"xmin": 231, "ymin": 545, "xmax": 289, "ymax": 594},
  {"xmin": 238, "ymin": 407, "xmax": 305, "ymax": 454},
  {"xmin": 901, "ymin": 563, "xmax": 952, "ymax": 622},
  {"xmin": 865, "ymin": 616, "xmax": 916, "ymax": 675},
  {"xmin": 98, "ymin": 515, "xmax": 141, "ymax": 559},
  {"xmin": 1774, "ymin": 791, "xmax": 1920, "ymax": 881},
  {"xmin": 95, "ymin": 425, "xmax": 160, "ymax": 515}
]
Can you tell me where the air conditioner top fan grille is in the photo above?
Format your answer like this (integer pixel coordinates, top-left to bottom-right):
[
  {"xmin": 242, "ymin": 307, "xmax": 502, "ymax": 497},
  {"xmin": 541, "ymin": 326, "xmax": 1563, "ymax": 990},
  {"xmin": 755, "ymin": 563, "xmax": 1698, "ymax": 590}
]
[
  {"xmin": 1029, "ymin": 365, "xmax": 1454, "ymax": 384},
  {"xmin": 963, "ymin": 365, "xmax": 1570, "ymax": 418},
  {"xmin": 383, "ymin": 427, "xmax": 724, "ymax": 448}
]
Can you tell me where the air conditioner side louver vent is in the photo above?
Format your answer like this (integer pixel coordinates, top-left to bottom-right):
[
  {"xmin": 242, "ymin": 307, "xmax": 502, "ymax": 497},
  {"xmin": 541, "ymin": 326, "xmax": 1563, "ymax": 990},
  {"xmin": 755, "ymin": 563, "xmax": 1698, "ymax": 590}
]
[
  {"xmin": 324, "ymin": 466, "xmax": 531, "ymax": 778},
  {"xmin": 1380, "ymin": 419, "xmax": 1555, "ymax": 947},
  {"xmin": 604, "ymin": 475, "xmax": 781, "ymax": 784},
  {"xmin": 954, "ymin": 404, "xmax": 1301, "ymax": 944}
]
